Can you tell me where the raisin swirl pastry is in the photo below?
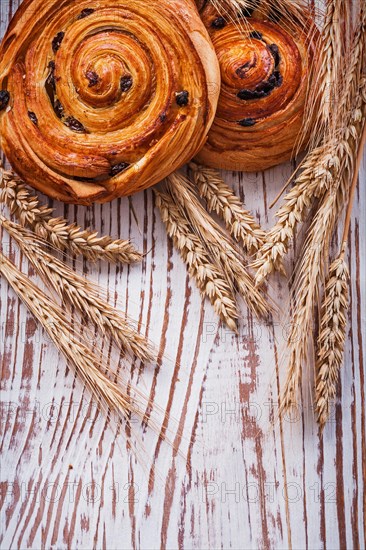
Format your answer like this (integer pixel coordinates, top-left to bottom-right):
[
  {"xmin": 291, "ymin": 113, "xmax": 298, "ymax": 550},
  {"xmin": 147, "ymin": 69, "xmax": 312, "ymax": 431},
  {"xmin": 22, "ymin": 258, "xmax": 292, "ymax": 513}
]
[
  {"xmin": 195, "ymin": 1, "xmax": 318, "ymax": 171},
  {"xmin": 0, "ymin": 0, "xmax": 220, "ymax": 204}
]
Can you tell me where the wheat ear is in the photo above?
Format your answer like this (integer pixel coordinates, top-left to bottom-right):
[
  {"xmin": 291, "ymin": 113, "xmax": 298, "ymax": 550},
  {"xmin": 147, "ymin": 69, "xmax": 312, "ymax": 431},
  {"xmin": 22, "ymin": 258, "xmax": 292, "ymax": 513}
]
[
  {"xmin": 304, "ymin": 0, "xmax": 348, "ymax": 147},
  {"xmin": 255, "ymin": 76, "xmax": 366, "ymax": 286},
  {"xmin": 189, "ymin": 162, "xmax": 265, "ymax": 254},
  {"xmin": 0, "ymin": 252, "xmax": 152, "ymax": 428},
  {"xmin": 315, "ymin": 256, "xmax": 349, "ymax": 429},
  {"xmin": 280, "ymin": 116, "xmax": 365, "ymax": 413},
  {"xmin": 0, "ymin": 216, "xmax": 155, "ymax": 363},
  {"xmin": 253, "ymin": 144, "xmax": 334, "ymax": 284},
  {"xmin": 155, "ymin": 188, "xmax": 239, "ymax": 331},
  {"xmin": 165, "ymin": 172, "xmax": 270, "ymax": 319},
  {"xmin": 253, "ymin": 0, "xmax": 356, "ymax": 285},
  {"xmin": 279, "ymin": 189, "xmax": 344, "ymax": 413},
  {"xmin": 0, "ymin": 165, "xmax": 142, "ymax": 264},
  {"xmin": 315, "ymin": 116, "xmax": 366, "ymax": 430},
  {"xmin": 280, "ymin": 68, "xmax": 366, "ymax": 414}
]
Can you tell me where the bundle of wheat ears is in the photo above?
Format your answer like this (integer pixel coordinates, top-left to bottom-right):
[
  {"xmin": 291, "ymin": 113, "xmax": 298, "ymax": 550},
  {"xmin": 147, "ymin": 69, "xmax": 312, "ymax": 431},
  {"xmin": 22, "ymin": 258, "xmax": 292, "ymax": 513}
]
[{"xmin": 0, "ymin": 0, "xmax": 365, "ymax": 436}]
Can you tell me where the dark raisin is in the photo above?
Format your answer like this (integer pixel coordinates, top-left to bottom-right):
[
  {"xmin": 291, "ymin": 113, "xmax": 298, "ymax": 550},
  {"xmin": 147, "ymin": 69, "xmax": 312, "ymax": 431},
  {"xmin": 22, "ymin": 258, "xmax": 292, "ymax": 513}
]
[
  {"xmin": 46, "ymin": 61, "xmax": 56, "ymax": 91},
  {"xmin": 109, "ymin": 162, "xmax": 130, "ymax": 177},
  {"xmin": 77, "ymin": 8, "xmax": 95, "ymax": 19},
  {"xmin": 249, "ymin": 31, "xmax": 263, "ymax": 40},
  {"xmin": 211, "ymin": 17, "xmax": 226, "ymax": 29},
  {"xmin": 238, "ymin": 70, "xmax": 282, "ymax": 100},
  {"xmin": 54, "ymin": 99, "xmax": 64, "ymax": 119},
  {"xmin": 236, "ymin": 62, "xmax": 251, "ymax": 78},
  {"xmin": 274, "ymin": 71, "xmax": 283, "ymax": 86},
  {"xmin": 0, "ymin": 90, "xmax": 10, "ymax": 111},
  {"xmin": 238, "ymin": 118, "xmax": 257, "ymax": 127},
  {"xmin": 52, "ymin": 32, "xmax": 65, "ymax": 53},
  {"xmin": 86, "ymin": 71, "xmax": 100, "ymax": 87},
  {"xmin": 256, "ymin": 81, "xmax": 274, "ymax": 94},
  {"xmin": 28, "ymin": 111, "xmax": 38, "ymax": 125},
  {"xmin": 120, "ymin": 75, "xmax": 133, "ymax": 92},
  {"xmin": 237, "ymin": 89, "xmax": 258, "ymax": 100},
  {"xmin": 160, "ymin": 112, "xmax": 167, "ymax": 123},
  {"xmin": 65, "ymin": 116, "xmax": 86, "ymax": 133},
  {"xmin": 238, "ymin": 88, "xmax": 268, "ymax": 99},
  {"xmin": 268, "ymin": 44, "xmax": 281, "ymax": 66},
  {"xmin": 175, "ymin": 90, "xmax": 189, "ymax": 107}
]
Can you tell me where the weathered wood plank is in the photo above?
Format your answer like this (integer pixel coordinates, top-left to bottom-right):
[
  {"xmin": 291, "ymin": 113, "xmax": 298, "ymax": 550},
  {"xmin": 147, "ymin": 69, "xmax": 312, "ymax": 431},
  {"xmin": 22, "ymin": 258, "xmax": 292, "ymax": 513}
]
[{"xmin": 0, "ymin": 1, "xmax": 365, "ymax": 548}]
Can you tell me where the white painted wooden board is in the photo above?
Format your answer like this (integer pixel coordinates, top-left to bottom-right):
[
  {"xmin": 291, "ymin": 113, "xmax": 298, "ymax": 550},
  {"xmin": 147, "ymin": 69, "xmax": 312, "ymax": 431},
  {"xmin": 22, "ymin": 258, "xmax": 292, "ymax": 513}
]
[{"xmin": 0, "ymin": 1, "xmax": 365, "ymax": 548}]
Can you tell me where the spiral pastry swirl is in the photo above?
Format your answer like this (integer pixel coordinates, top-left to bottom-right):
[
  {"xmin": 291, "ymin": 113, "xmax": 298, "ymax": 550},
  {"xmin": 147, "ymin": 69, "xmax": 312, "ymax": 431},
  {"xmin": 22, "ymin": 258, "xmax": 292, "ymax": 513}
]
[
  {"xmin": 0, "ymin": 0, "xmax": 220, "ymax": 204},
  {"xmin": 195, "ymin": 2, "xmax": 318, "ymax": 172}
]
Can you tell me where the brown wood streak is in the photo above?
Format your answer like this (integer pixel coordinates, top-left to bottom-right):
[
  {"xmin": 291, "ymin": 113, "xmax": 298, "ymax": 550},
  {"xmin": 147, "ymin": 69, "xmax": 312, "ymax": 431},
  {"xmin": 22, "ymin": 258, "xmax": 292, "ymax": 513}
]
[
  {"xmin": 355, "ymin": 219, "xmax": 366, "ymax": 547},
  {"xmin": 238, "ymin": 309, "xmax": 269, "ymax": 549},
  {"xmin": 270, "ymin": 320, "xmax": 292, "ymax": 550},
  {"xmin": 349, "ymin": 222, "xmax": 360, "ymax": 550},
  {"xmin": 177, "ymin": 333, "xmax": 212, "ymax": 550},
  {"xmin": 159, "ymin": 283, "xmax": 205, "ymax": 548}
]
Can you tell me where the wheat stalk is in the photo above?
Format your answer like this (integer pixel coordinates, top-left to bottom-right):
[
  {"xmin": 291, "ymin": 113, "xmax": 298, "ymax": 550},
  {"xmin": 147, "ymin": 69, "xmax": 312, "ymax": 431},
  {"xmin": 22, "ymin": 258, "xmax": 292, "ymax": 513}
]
[
  {"xmin": 0, "ymin": 252, "xmax": 152, "ymax": 429},
  {"xmin": 304, "ymin": 0, "xmax": 348, "ymax": 147},
  {"xmin": 189, "ymin": 162, "xmax": 266, "ymax": 254},
  {"xmin": 210, "ymin": 0, "xmax": 306, "ymax": 20},
  {"xmin": 315, "ymin": 113, "xmax": 366, "ymax": 430},
  {"xmin": 255, "ymin": 79, "xmax": 366, "ymax": 286},
  {"xmin": 315, "ymin": 256, "xmax": 349, "ymax": 430},
  {"xmin": 279, "ymin": 190, "xmax": 342, "ymax": 413},
  {"xmin": 0, "ymin": 165, "xmax": 142, "ymax": 264},
  {"xmin": 253, "ymin": 144, "xmax": 335, "ymax": 284},
  {"xmin": 165, "ymin": 172, "xmax": 270, "ymax": 319},
  {"xmin": 253, "ymin": 0, "xmax": 358, "ymax": 286},
  {"xmin": 155, "ymin": 188, "xmax": 239, "ymax": 331},
  {"xmin": 281, "ymin": 114, "xmax": 365, "ymax": 413},
  {"xmin": 0, "ymin": 216, "xmax": 155, "ymax": 363},
  {"xmin": 195, "ymin": 1, "xmax": 307, "ymax": 42},
  {"xmin": 209, "ymin": 0, "xmax": 253, "ymax": 14},
  {"xmin": 338, "ymin": 3, "xmax": 366, "ymax": 117},
  {"xmin": 280, "ymin": 39, "xmax": 366, "ymax": 415},
  {"xmin": 255, "ymin": 110, "xmax": 364, "ymax": 287}
]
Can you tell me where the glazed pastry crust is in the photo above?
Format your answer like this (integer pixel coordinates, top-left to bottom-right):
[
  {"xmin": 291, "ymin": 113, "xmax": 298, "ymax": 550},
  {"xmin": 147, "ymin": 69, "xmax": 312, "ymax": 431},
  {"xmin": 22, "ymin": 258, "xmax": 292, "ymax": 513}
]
[
  {"xmin": 195, "ymin": 2, "xmax": 319, "ymax": 172},
  {"xmin": 0, "ymin": 0, "xmax": 220, "ymax": 204}
]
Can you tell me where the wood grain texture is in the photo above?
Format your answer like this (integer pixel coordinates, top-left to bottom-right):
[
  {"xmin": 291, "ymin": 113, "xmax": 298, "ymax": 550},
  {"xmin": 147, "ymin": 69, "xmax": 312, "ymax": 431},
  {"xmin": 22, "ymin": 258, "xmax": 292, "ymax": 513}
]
[{"xmin": 0, "ymin": 2, "xmax": 365, "ymax": 548}]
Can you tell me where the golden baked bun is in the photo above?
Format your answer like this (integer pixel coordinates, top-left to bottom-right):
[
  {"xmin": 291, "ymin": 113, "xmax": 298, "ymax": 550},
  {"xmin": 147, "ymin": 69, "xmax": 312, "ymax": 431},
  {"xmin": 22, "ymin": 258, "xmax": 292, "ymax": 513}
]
[
  {"xmin": 0, "ymin": 0, "xmax": 220, "ymax": 204},
  {"xmin": 195, "ymin": 2, "xmax": 319, "ymax": 172}
]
